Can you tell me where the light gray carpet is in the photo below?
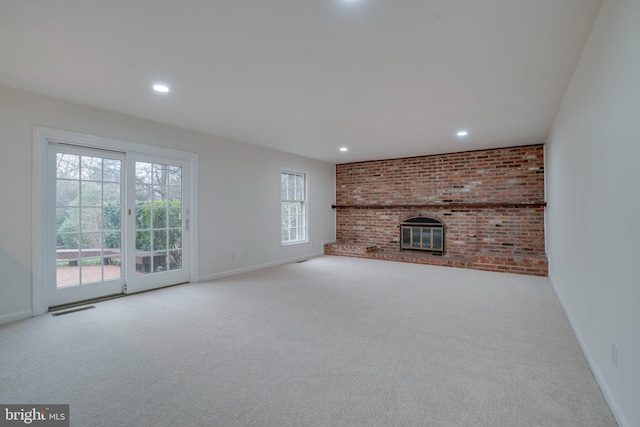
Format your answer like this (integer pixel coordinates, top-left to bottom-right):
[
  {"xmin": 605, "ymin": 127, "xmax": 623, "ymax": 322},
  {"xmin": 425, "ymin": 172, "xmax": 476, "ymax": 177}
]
[{"xmin": 0, "ymin": 256, "xmax": 616, "ymax": 426}]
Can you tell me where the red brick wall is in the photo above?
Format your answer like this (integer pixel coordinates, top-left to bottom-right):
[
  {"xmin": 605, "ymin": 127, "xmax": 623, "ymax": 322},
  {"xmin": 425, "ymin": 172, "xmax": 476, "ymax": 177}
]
[{"xmin": 330, "ymin": 145, "xmax": 547, "ymax": 276}]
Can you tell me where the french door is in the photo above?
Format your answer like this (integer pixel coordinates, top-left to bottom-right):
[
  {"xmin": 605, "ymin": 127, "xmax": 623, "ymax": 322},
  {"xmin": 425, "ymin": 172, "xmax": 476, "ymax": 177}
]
[
  {"xmin": 50, "ymin": 146, "xmax": 190, "ymax": 307},
  {"xmin": 52, "ymin": 146, "xmax": 125, "ymax": 306},
  {"xmin": 126, "ymin": 155, "xmax": 190, "ymax": 294}
]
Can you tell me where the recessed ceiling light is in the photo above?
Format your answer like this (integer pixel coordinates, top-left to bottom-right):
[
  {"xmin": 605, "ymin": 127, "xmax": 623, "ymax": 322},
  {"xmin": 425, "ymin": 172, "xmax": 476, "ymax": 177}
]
[
  {"xmin": 152, "ymin": 84, "xmax": 170, "ymax": 93},
  {"xmin": 339, "ymin": 147, "xmax": 349, "ymax": 152},
  {"xmin": 456, "ymin": 130, "xmax": 468, "ymax": 137}
]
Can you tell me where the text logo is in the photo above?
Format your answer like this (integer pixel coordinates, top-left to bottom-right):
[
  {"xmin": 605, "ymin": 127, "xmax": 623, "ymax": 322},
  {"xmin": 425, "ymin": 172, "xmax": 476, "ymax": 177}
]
[{"xmin": 1, "ymin": 405, "xmax": 69, "ymax": 427}]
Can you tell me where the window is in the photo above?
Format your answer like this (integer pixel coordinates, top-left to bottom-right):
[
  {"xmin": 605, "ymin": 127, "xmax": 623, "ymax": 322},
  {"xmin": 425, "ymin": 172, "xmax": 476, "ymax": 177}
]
[{"xmin": 281, "ymin": 171, "xmax": 307, "ymax": 244}]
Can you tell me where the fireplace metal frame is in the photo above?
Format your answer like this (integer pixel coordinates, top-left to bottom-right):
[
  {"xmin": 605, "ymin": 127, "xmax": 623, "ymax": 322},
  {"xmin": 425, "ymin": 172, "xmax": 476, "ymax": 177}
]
[{"xmin": 400, "ymin": 217, "xmax": 444, "ymax": 255}]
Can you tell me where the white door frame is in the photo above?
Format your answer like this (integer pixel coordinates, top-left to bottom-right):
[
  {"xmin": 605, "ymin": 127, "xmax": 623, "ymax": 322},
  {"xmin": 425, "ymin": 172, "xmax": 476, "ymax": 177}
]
[{"xmin": 32, "ymin": 127, "xmax": 199, "ymax": 315}]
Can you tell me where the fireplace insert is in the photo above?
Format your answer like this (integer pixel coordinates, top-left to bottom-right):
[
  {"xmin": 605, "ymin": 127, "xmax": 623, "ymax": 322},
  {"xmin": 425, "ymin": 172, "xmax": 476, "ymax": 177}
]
[{"xmin": 400, "ymin": 217, "xmax": 444, "ymax": 255}]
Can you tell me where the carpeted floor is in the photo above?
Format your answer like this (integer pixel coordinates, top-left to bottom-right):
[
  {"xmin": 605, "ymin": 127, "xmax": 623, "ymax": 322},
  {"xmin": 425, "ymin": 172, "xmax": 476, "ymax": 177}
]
[{"xmin": 0, "ymin": 256, "xmax": 617, "ymax": 426}]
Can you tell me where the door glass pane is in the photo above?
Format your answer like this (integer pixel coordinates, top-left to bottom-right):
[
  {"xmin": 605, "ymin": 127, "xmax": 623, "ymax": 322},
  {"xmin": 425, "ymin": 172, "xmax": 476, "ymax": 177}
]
[
  {"xmin": 153, "ymin": 186, "xmax": 168, "ymax": 206},
  {"xmin": 153, "ymin": 208, "xmax": 167, "ymax": 228},
  {"xmin": 80, "ymin": 257, "xmax": 103, "ymax": 284},
  {"xmin": 103, "ymin": 159, "xmax": 121, "ymax": 182},
  {"xmin": 104, "ymin": 233, "xmax": 120, "ymax": 252},
  {"xmin": 169, "ymin": 251, "xmax": 182, "ymax": 270},
  {"xmin": 168, "ymin": 208, "xmax": 182, "ymax": 227},
  {"xmin": 136, "ymin": 231, "xmax": 151, "ymax": 251},
  {"xmin": 57, "ymin": 180, "xmax": 79, "ymax": 205},
  {"xmin": 80, "ymin": 232, "xmax": 102, "ymax": 250},
  {"xmin": 104, "ymin": 256, "xmax": 122, "ymax": 281},
  {"xmin": 168, "ymin": 186, "xmax": 182, "ymax": 203},
  {"xmin": 153, "ymin": 253, "xmax": 168, "ymax": 272},
  {"xmin": 103, "ymin": 183, "xmax": 120, "ymax": 205},
  {"xmin": 136, "ymin": 162, "xmax": 153, "ymax": 183},
  {"xmin": 136, "ymin": 184, "xmax": 151, "ymax": 203},
  {"xmin": 80, "ymin": 157, "xmax": 102, "ymax": 181},
  {"xmin": 153, "ymin": 164, "xmax": 168, "ymax": 185},
  {"xmin": 57, "ymin": 265, "xmax": 79, "ymax": 288},
  {"xmin": 168, "ymin": 166, "xmax": 181, "ymax": 186},
  {"xmin": 57, "ymin": 207, "xmax": 78, "ymax": 233},
  {"xmin": 153, "ymin": 230, "xmax": 168, "ymax": 251},
  {"xmin": 81, "ymin": 209, "xmax": 102, "ymax": 232},
  {"xmin": 104, "ymin": 207, "xmax": 121, "ymax": 231},
  {"xmin": 136, "ymin": 206, "xmax": 150, "ymax": 230},
  {"xmin": 169, "ymin": 229, "xmax": 182, "ymax": 250},
  {"xmin": 80, "ymin": 182, "xmax": 101, "ymax": 205},
  {"xmin": 103, "ymin": 226, "xmax": 122, "ymax": 282},
  {"xmin": 56, "ymin": 154, "xmax": 79, "ymax": 179}
]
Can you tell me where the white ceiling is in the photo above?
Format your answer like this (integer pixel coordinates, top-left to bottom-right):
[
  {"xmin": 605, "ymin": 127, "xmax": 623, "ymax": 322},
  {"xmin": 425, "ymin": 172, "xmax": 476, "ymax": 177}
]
[{"xmin": 0, "ymin": 0, "xmax": 602, "ymax": 164}]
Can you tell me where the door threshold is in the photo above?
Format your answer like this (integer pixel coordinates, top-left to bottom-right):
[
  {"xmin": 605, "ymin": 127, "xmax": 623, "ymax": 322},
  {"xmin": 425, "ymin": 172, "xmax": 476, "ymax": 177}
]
[
  {"xmin": 127, "ymin": 281, "xmax": 189, "ymax": 296},
  {"xmin": 49, "ymin": 281, "xmax": 190, "ymax": 313}
]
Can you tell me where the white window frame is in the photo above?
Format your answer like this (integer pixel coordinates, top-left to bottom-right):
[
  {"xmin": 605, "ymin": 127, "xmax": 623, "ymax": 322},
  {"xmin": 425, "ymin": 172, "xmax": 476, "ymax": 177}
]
[{"xmin": 280, "ymin": 169, "xmax": 308, "ymax": 246}]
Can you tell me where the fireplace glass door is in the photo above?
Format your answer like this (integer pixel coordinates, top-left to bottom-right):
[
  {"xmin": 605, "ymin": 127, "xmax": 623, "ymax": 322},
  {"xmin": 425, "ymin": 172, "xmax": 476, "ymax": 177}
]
[{"xmin": 400, "ymin": 217, "xmax": 444, "ymax": 254}]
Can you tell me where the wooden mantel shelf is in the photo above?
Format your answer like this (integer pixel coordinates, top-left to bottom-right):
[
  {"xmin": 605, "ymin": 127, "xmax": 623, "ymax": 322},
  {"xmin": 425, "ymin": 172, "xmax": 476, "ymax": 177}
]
[{"xmin": 331, "ymin": 202, "xmax": 547, "ymax": 209}]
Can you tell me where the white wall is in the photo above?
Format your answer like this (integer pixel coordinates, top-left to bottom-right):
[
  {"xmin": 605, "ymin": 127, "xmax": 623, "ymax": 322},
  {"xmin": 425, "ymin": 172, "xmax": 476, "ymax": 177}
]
[
  {"xmin": 0, "ymin": 85, "xmax": 335, "ymax": 323},
  {"xmin": 546, "ymin": 0, "xmax": 640, "ymax": 425}
]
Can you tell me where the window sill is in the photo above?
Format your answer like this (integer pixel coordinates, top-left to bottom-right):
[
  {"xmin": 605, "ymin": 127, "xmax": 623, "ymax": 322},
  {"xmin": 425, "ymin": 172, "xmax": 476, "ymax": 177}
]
[{"xmin": 280, "ymin": 240, "xmax": 311, "ymax": 249}]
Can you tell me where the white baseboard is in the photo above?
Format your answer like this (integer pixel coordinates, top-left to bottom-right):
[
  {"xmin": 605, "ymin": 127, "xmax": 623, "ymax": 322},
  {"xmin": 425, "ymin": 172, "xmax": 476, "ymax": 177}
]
[
  {"xmin": 0, "ymin": 310, "xmax": 33, "ymax": 325},
  {"xmin": 550, "ymin": 279, "xmax": 629, "ymax": 427},
  {"xmin": 198, "ymin": 252, "xmax": 324, "ymax": 282}
]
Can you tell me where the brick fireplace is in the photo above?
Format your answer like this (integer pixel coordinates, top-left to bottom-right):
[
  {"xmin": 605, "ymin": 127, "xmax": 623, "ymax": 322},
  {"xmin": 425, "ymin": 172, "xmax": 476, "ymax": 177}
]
[{"xmin": 324, "ymin": 144, "xmax": 548, "ymax": 276}]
